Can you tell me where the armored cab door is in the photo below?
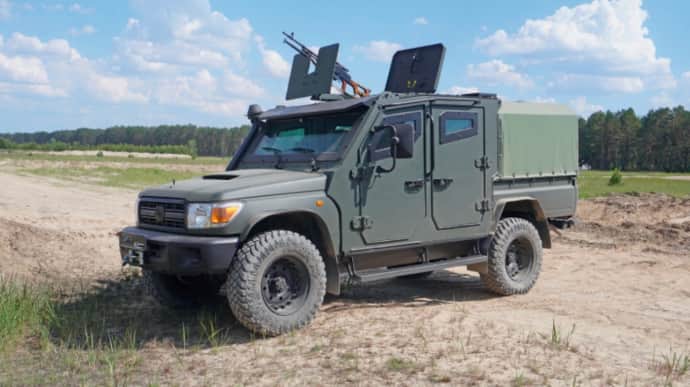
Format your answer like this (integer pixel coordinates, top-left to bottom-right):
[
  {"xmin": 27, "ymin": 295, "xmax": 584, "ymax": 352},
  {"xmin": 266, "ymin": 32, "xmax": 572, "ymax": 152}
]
[
  {"xmin": 431, "ymin": 106, "xmax": 486, "ymax": 230},
  {"xmin": 357, "ymin": 109, "xmax": 426, "ymax": 244}
]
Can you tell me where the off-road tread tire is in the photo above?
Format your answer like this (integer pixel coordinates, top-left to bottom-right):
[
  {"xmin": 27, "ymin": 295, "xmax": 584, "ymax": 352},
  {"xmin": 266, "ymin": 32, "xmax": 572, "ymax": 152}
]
[
  {"xmin": 144, "ymin": 271, "xmax": 220, "ymax": 309},
  {"xmin": 227, "ymin": 230, "xmax": 326, "ymax": 336},
  {"xmin": 481, "ymin": 217, "xmax": 542, "ymax": 296}
]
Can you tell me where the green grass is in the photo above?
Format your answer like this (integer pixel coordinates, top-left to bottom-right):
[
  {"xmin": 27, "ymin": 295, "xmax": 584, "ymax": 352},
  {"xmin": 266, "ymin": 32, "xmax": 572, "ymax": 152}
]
[
  {"xmin": 0, "ymin": 277, "xmax": 55, "ymax": 354},
  {"xmin": 0, "ymin": 150, "xmax": 228, "ymax": 166},
  {"xmin": 19, "ymin": 166, "xmax": 201, "ymax": 189},
  {"xmin": 579, "ymin": 170, "xmax": 690, "ymax": 198}
]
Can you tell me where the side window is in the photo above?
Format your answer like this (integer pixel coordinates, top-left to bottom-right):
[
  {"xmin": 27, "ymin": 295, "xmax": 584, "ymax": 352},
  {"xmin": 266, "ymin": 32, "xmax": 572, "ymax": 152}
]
[
  {"xmin": 440, "ymin": 111, "xmax": 478, "ymax": 144},
  {"xmin": 372, "ymin": 112, "xmax": 422, "ymax": 161}
]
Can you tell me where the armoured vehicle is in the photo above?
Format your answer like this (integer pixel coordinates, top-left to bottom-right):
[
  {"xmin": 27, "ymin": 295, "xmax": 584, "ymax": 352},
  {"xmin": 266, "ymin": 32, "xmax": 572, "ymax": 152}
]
[{"xmin": 119, "ymin": 40, "xmax": 578, "ymax": 335}]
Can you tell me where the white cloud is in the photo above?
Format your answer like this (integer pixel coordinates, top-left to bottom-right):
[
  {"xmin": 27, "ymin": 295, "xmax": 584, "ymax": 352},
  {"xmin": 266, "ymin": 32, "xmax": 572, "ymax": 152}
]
[
  {"xmin": 548, "ymin": 73, "xmax": 644, "ymax": 94},
  {"xmin": 0, "ymin": 1, "xmax": 286, "ymax": 120},
  {"xmin": 0, "ymin": 33, "xmax": 146, "ymax": 103},
  {"xmin": 0, "ymin": 53, "xmax": 49, "ymax": 83},
  {"xmin": 69, "ymin": 24, "xmax": 96, "ymax": 37},
  {"xmin": 69, "ymin": 3, "xmax": 92, "ymax": 14},
  {"xmin": 413, "ymin": 17, "xmax": 428, "ymax": 25},
  {"xmin": 570, "ymin": 96, "xmax": 603, "ymax": 116},
  {"xmin": 532, "ymin": 96, "xmax": 557, "ymax": 103},
  {"xmin": 224, "ymin": 71, "xmax": 264, "ymax": 98},
  {"xmin": 476, "ymin": 0, "xmax": 674, "ymax": 93},
  {"xmin": 6, "ymin": 32, "xmax": 81, "ymax": 61},
  {"xmin": 446, "ymin": 86, "xmax": 479, "ymax": 95},
  {"xmin": 255, "ymin": 35, "xmax": 290, "ymax": 78},
  {"xmin": 116, "ymin": 2, "xmax": 253, "ymax": 71},
  {"xmin": 467, "ymin": 60, "xmax": 533, "ymax": 89},
  {"xmin": 354, "ymin": 40, "xmax": 402, "ymax": 63},
  {"xmin": 682, "ymin": 72, "xmax": 690, "ymax": 82},
  {"xmin": 87, "ymin": 74, "xmax": 148, "ymax": 103},
  {"xmin": 0, "ymin": 0, "xmax": 11, "ymax": 19}
]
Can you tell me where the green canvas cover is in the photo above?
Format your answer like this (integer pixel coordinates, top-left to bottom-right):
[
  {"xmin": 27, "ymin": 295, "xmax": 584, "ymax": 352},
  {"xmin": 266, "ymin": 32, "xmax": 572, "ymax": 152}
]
[{"xmin": 498, "ymin": 101, "xmax": 578, "ymax": 178}]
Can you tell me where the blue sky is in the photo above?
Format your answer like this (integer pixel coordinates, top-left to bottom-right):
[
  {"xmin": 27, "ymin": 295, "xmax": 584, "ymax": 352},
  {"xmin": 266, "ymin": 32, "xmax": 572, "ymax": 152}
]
[{"xmin": 1, "ymin": 0, "xmax": 689, "ymax": 132}]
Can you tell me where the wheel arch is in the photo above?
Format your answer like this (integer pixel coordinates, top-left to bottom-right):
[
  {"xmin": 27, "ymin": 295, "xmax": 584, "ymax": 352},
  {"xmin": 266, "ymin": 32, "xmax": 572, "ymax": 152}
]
[
  {"xmin": 493, "ymin": 197, "xmax": 551, "ymax": 248},
  {"xmin": 241, "ymin": 210, "xmax": 341, "ymax": 295}
]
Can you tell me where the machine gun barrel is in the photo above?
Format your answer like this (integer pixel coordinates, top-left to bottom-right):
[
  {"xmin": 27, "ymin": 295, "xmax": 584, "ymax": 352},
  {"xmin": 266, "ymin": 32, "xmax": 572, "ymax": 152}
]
[{"xmin": 282, "ymin": 32, "xmax": 370, "ymax": 97}]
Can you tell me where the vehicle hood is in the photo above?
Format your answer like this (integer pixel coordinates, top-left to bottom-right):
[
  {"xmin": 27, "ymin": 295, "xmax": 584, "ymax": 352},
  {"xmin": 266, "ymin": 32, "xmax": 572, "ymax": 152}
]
[{"xmin": 140, "ymin": 169, "xmax": 327, "ymax": 202}]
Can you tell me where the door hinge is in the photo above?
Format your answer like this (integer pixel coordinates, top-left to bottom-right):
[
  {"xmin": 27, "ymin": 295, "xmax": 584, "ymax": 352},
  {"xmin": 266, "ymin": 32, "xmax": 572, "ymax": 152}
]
[
  {"xmin": 351, "ymin": 216, "xmax": 374, "ymax": 230},
  {"xmin": 474, "ymin": 156, "xmax": 491, "ymax": 170},
  {"xmin": 475, "ymin": 199, "xmax": 491, "ymax": 213}
]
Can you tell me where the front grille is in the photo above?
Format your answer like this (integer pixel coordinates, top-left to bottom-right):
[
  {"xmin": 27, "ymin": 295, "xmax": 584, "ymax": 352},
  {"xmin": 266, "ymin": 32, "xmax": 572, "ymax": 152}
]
[{"xmin": 138, "ymin": 198, "xmax": 186, "ymax": 229}]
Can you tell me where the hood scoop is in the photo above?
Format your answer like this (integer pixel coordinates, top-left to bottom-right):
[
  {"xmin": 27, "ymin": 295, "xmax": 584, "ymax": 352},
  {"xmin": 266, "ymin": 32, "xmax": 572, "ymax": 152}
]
[{"xmin": 202, "ymin": 174, "xmax": 238, "ymax": 180}]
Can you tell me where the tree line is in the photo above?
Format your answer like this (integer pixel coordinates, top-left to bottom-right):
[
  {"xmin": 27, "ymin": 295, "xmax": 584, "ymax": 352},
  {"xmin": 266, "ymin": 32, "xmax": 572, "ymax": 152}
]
[
  {"xmin": 579, "ymin": 106, "xmax": 690, "ymax": 172},
  {"xmin": 2, "ymin": 108, "xmax": 689, "ymax": 171},
  {"xmin": 0, "ymin": 124, "xmax": 250, "ymax": 157}
]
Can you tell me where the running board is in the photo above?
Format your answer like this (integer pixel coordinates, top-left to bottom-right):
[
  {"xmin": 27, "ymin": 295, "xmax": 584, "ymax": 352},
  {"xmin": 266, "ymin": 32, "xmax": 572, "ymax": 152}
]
[{"xmin": 350, "ymin": 255, "xmax": 487, "ymax": 283}]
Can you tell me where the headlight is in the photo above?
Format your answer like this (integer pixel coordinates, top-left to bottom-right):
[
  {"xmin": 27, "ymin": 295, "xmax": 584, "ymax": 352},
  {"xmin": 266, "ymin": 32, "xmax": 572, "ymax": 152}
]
[{"xmin": 187, "ymin": 202, "xmax": 243, "ymax": 229}]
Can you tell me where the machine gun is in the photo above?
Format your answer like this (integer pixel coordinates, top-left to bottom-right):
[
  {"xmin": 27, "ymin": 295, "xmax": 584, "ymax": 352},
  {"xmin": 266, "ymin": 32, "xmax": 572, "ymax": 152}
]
[{"xmin": 283, "ymin": 32, "xmax": 371, "ymax": 98}]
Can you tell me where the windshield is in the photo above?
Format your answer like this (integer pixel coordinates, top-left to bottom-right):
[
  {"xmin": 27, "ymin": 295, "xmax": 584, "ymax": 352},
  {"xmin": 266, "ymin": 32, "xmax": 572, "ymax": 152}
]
[{"xmin": 242, "ymin": 109, "xmax": 365, "ymax": 164}]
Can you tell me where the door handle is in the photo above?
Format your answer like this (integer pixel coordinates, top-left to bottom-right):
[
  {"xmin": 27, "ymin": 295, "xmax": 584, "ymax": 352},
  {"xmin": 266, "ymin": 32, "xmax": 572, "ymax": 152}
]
[
  {"xmin": 432, "ymin": 178, "xmax": 454, "ymax": 188},
  {"xmin": 404, "ymin": 179, "xmax": 425, "ymax": 189}
]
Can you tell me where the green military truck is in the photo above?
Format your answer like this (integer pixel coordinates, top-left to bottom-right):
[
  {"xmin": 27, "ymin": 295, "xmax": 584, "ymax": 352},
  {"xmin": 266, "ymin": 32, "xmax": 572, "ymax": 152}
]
[{"xmin": 119, "ymin": 42, "xmax": 577, "ymax": 335}]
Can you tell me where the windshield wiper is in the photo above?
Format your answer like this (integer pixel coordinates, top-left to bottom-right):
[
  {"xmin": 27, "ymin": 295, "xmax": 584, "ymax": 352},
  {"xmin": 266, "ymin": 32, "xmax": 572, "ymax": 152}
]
[
  {"xmin": 261, "ymin": 146, "xmax": 284, "ymax": 169},
  {"xmin": 289, "ymin": 147, "xmax": 320, "ymax": 172},
  {"xmin": 289, "ymin": 147, "xmax": 316, "ymax": 154}
]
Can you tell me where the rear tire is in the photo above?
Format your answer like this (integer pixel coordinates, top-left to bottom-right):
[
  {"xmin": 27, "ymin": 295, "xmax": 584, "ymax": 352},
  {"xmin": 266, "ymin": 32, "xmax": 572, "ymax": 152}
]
[
  {"xmin": 481, "ymin": 217, "xmax": 542, "ymax": 295},
  {"xmin": 227, "ymin": 230, "xmax": 326, "ymax": 336},
  {"xmin": 144, "ymin": 271, "xmax": 223, "ymax": 309}
]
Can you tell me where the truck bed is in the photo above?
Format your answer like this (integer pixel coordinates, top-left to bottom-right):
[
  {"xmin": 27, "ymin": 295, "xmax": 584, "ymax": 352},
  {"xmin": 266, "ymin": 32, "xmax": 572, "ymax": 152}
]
[{"xmin": 493, "ymin": 175, "xmax": 577, "ymax": 219}]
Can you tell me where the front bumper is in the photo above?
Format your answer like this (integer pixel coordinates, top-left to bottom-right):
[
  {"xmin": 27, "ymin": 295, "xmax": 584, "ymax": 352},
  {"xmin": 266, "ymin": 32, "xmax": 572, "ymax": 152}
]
[{"xmin": 118, "ymin": 227, "xmax": 239, "ymax": 275}]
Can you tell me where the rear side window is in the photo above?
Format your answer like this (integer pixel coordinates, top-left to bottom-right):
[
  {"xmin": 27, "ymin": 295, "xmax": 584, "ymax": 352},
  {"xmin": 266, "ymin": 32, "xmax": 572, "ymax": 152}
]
[{"xmin": 440, "ymin": 111, "xmax": 478, "ymax": 144}]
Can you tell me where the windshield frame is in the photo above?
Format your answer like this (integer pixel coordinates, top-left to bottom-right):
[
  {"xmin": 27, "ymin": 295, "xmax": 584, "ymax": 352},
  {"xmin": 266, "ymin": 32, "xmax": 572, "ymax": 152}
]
[{"xmin": 238, "ymin": 108, "xmax": 367, "ymax": 165}]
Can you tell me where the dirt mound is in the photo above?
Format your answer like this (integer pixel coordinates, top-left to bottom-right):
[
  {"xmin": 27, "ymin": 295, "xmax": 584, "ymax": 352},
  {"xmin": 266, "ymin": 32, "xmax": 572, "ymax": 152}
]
[
  {"xmin": 0, "ymin": 218, "xmax": 120, "ymax": 283},
  {"xmin": 571, "ymin": 193, "xmax": 690, "ymax": 251}
]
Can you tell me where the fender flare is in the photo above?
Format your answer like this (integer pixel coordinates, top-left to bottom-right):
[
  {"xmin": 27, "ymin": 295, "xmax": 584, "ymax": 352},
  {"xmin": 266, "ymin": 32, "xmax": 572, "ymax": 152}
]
[
  {"xmin": 240, "ymin": 210, "xmax": 341, "ymax": 295},
  {"xmin": 493, "ymin": 197, "xmax": 551, "ymax": 248}
]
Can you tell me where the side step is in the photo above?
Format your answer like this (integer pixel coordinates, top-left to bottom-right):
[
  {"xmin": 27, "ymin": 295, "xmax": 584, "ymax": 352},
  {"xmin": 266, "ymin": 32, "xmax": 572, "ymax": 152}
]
[{"xmin": 350, "ymin": 255, "xmax": 487, "ymax": 283}]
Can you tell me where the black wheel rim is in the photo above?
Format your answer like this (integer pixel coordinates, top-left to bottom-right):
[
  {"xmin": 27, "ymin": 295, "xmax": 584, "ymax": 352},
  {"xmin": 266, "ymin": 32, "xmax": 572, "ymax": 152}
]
[
  {"xmin": 261, "ymin": 256, "xmax": 310, "ymax": 316},
  {"xmin": 505, "ymin": 236, "xmax": 535, "ymax": 281}
]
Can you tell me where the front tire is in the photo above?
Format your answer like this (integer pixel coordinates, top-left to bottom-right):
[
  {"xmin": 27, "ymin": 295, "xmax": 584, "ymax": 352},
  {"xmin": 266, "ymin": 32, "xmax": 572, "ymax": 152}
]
[
  {"xmin": 227, "ymin": 230, "xmax": 326, "ymax": 336},
  {"xmin": 481, "ymin": 217, "xmax": 543, "ymax": 295}
]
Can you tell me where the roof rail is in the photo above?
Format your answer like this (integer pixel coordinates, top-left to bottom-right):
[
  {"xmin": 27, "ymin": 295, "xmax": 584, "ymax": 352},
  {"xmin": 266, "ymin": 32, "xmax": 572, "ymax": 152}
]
[{"xmin": 460, "ymin": 92, "xmax": 497, "ymax": 99}]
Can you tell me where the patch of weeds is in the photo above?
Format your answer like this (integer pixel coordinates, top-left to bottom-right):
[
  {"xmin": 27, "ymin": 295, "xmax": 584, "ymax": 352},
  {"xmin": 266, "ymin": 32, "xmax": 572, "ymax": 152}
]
[
  {"xmin": 512, "ymin": 371, "xmax": 531, "ymax": 387},
  {"xmin": 0, "ymin": 276, "xmax": 56, "ymax": 353},
  {"xmin": 428, "ymin": 373, "xmax": 451, "ymax": 383},
  {"xmin": 652, "ymin": 348, "xmax": 689, "ymax": 384},
  {"xmin": 386, "ymin": 357, "xmax": 419, "ymax": 374},
  {"xmin": 543, "ymin": 319, "xmax": 576, "ymax": 351},
  {"xmin": 608, "ymin": 168, "xmax": 623, "ymax": 186},
  {"xmin": 199, "ymin": 311, "xmax": 232, "ymax": 348}
]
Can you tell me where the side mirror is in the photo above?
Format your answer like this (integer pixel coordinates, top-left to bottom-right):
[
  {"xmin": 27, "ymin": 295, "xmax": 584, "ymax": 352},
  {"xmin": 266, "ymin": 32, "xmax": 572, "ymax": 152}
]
[
  {"xmin": 370, "ymin": 123, "xmax": 415, "ymax": 173},
  {"xmin": 392, "ymin": 123, "xmax": 414, "ymax": 159}
]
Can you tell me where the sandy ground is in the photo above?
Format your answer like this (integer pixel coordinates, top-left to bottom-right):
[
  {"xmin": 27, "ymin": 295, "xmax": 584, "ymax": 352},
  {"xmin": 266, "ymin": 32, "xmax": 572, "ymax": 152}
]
[{"xmin": 1, "ymin": 172, "xmax": 689, "ymax": 385}]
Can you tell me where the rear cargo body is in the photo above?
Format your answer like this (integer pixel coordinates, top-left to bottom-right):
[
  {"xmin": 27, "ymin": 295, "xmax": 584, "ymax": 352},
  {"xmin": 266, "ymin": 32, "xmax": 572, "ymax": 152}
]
[{"xmin": 493, "ymin": 101, "xmax": 579, "ymax": 219}]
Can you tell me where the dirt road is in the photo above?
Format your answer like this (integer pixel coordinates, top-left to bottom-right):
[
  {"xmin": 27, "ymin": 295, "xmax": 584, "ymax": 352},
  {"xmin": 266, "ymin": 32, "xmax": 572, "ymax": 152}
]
[{"xmin": 1, "ymin": 172, "xmax": 688, "ymax": 385}]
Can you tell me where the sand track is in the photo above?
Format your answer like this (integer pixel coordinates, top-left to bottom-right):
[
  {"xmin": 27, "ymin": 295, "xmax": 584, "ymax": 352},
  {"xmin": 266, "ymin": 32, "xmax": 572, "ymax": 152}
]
[{"xmin": 1, "ymin": 172, "xmax": 688, "ymax": 385}]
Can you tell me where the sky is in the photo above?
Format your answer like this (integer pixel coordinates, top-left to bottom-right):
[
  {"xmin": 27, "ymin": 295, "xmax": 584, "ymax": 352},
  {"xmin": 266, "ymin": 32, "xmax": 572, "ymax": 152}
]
[{"xmin": 1, "ymin": 0, "xmax": 689, "ymax": 133}]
